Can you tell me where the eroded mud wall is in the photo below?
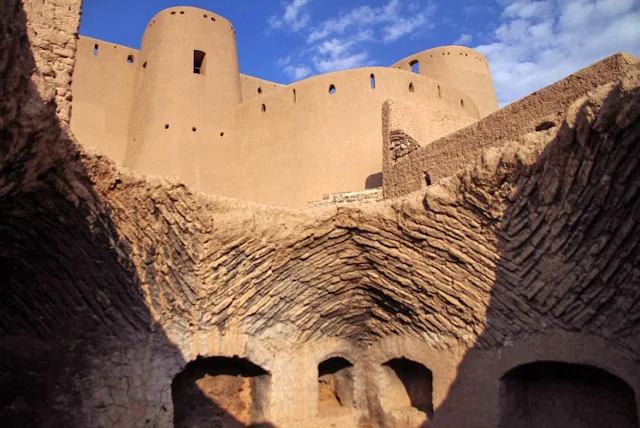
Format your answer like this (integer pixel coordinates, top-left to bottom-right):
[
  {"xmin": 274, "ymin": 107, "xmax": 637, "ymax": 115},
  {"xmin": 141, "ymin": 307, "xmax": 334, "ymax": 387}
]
[{"xmin": 1, "ymin": 1, "xmax": 639, "ymax": 427}]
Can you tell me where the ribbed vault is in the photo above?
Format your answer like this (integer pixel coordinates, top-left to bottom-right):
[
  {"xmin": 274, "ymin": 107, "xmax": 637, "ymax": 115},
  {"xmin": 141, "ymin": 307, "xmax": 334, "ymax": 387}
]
[
  {"xmin": 2, "ymin": 71, "xmax": 640, "ymax": 352},
  {"xmin": 1, "ymin": 0, "xmax": 640, "ymax": 424}
]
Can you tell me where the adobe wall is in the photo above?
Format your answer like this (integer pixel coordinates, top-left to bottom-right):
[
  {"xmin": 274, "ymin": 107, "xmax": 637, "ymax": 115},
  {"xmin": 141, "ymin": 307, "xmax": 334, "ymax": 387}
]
[
  {"xmin": 70, "ymin": 36, "xmax": 138, "ymax": 163},
  {"xmin": 383, "ymin": 53, "xmax": 640, "ymax": 199},
  {"xmin": 392, "ymin": 46, "xmax": 499, "ymax": 118},
  {"xmin": 216, "ymin": 67, "xmax": 480, "ymax": 207},
  {"xmin": 125, "ymin": 7, "xmax": 242, "ymax": 186},
  {"xmin": 2, "ymin": 1, "xmax": 640, "ymax": 424},
  {"xmin": 67, "ymin": 8, "xmax": 496, "ymax": 208},
  {"xmin": 240, "ymin": 74, "xmax": 284, "ymax": 102},
  {"xmin": 381, "ymin": 99, "xmax": 478, "ymax": 183}
]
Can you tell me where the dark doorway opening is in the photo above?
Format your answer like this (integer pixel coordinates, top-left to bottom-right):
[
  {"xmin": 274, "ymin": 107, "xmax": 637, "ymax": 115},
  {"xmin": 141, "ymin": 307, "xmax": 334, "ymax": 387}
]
[
  {"xmin": 318, "ymin": 357, "xmax": 354, "ymax": 417},
  {"xmin": 172, "ymin": 356, "xmax": 270, "ymax": 427},
  {"xmin": 500, "ymin": 361, "xmax": 639, "ymax": 428},
  {"xmin": 381, "ymin": 357, "xmax": 433, "ymax": 420}
]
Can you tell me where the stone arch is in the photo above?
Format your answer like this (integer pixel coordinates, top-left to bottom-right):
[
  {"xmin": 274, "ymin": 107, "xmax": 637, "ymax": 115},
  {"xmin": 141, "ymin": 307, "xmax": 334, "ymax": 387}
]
[
  {"xmin": 317, "ymin": 356, "xmax": 354, "ymax": 417},
  {"xmin": 500, "ymin": 361, "xmax": 639, "ymax": 428},
  {"xmin": 172, "ymin": 356, "xmax": 270, "ymax": 427},
  {"xmin": 379, "ymin": 357, "xmax": 433, "ymax": 423}
]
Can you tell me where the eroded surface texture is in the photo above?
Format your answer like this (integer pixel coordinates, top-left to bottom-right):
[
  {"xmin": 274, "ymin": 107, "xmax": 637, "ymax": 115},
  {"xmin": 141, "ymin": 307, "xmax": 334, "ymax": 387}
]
[{"xmin": 1, "ymin": 0, "xmax": 640, "ymax": 427}]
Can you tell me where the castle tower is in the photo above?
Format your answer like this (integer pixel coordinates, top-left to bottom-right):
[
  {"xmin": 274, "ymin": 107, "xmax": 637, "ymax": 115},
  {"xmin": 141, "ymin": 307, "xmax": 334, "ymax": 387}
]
[
  {"xmin": 124, "ymin": 6, "xmax": 242, "ymax": 185},
  {"xmin": 392, "ymin": 46, "xmax": 499, "ymax": 117}
]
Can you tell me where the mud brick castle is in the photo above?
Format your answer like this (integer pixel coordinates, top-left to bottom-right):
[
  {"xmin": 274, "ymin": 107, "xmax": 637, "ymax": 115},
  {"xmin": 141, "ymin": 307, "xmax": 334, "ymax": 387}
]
[{"xmin": 1, "ymin": 2, "xmax": 640, "ymax": 427}]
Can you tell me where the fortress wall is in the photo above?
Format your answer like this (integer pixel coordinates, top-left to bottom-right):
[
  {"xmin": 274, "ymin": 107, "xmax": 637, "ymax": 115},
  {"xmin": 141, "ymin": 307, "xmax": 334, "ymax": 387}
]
[
  {"xmin": 70, "ymin": 36, "xmax": 138, "ymax": 163},
  {"xmin": 392, "ymin": 46, "xmax": 499, "ymax": 118},
  {"xmin": 124, "ymin": 7, "xmax": 242, "ymax": 187},
  {"xmin": 381, "ymin": 99, "xmax": 478, "ymax": 175},
  {"xmin": 383, "ymin": 53, "xmax": 639, "ymax": 199},
  {"xmin": 240, "ymin": 74, "xmax": 284, "ymax": 102},
  {"xmin": 210, "ymin": 67, "xmax": 480, "ymax": 207}
]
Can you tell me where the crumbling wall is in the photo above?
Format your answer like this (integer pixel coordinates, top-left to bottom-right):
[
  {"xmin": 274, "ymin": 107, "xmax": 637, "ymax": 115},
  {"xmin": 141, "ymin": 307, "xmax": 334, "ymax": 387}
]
[
  {"xmin": 383, "ymin": 53, "xmax": 640, "ymax": 199},
  {"xmin": 1, "ymin": 1, "xmax": 640, "ymax": 426}
]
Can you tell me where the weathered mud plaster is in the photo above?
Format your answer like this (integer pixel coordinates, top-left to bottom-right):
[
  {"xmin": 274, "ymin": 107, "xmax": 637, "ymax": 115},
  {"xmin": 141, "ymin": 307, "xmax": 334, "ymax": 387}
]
[{"xmin": 1, "ymin": 1, "xmax": 640, "ymax": 427}]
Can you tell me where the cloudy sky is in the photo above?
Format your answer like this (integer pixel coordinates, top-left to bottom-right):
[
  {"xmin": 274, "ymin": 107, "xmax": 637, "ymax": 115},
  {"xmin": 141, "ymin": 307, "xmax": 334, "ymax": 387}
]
[{"xmin": 80, "ymin": 0, "xmax": 639, "ymax": 105}]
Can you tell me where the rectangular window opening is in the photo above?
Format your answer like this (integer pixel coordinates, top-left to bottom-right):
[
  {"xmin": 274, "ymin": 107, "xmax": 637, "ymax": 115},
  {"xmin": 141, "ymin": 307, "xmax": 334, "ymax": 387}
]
[
  {"xmin": 193, "ymin": 50, "xmax": 206, "ymax": 75},
  {"xmin": 410, "ymin": 60, "xmax": 419, "ymax": 74}
]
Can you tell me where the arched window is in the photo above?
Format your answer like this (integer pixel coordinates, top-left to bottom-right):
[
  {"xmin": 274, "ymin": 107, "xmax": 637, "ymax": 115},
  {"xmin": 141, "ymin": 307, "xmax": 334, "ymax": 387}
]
[
  {"xmin": 410, "ymin": 60, "xmax": 419, "ymax": 73},
  {"xmin": 93, "ymin": 44, "xmax": 99, "ymax": 56},
  {"xmin": 409, "ymin": 82, "xmax": 415, "ymax": 93},
  {"xmin": 500, "ymin": 361, "xmax": 638, "ymax": 428},
  {"xmin": 127, "ymin": 55, "xmax": 134, "ymax": 64},
  {"xmin": 329, "ymin": 84, "xmax": 336, "ymax": 94},
  {"xmin": 370, "ymin": 74, "xmax": 376, "ymax": 89}
]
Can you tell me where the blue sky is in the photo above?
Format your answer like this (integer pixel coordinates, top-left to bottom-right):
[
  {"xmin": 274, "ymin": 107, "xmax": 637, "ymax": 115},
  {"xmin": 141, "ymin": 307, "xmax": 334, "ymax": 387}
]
[{"xmin": 80, "ymin": 0, "xmax": 640, "ymax": 105}]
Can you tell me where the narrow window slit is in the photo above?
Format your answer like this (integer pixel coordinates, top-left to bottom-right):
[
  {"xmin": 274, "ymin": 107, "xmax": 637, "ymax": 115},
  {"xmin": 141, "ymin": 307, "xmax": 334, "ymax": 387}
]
[{"xmin": 194, "ymin": 50, "xmax": 206, "ymax": 74}]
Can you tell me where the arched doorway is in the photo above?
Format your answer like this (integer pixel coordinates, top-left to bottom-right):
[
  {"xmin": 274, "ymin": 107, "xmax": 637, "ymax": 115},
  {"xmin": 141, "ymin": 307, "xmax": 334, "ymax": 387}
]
[
  {"xmin": 318, "ymin": 356, "xmax": 354, "ymax": 417},
  {"xmin": 379, "ymin": 357, "xmax": 433, "ymax": 426},
  {"xmin": 500, "ymin": 361, "xmax": 639, "ymax": 428},
  {"xmin": 172, "ymin": 356, "xmax": 270, "ymax": 427}
]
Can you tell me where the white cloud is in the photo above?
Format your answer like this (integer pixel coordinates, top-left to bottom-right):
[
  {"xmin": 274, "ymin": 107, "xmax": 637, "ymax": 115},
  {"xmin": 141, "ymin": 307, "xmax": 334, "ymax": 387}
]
[
  {"xmin": 272, "ymin": 0, "xmax": 437, "ymax": 79},
  {"xmin": 383, "ymin": 13, "xmax": 430, "ymax": 42},
  {"xmin": 284, "ymin": 64, "xmax": 313, "ymax": 80},
  {"xmin": 268, "ymin": 0, "xmax": 312, "ymax": 32},
  {"xmin": 312, "ymin": 38, "xmax": 370, "ymax": 73},
  {"xmin": 308, "ymin": 0, "xmax": 436, "ymax": 44},
  {"xmin": 278, "ymin": 56, "xmax": 313, "ymax": 80},
  {"xmin": 502, "ymin": 0, "xmax": 553, "ymax": 19},
  {"xmin": 314, "ymin": 52, "xmax": 370, "ymax": 73},
  {"xmin": 454, "ymin": 33, "xmax": 473, "ymax": 45},
  {"xmin": 475, "ymin": 0, "xmax": 640, "ymax": 106}
]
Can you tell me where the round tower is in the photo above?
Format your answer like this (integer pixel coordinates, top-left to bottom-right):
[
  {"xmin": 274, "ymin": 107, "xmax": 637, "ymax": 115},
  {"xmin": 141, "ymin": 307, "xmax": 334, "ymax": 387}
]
[
  {"xmin": 391, "ymin": 46, "xmax": 499, "ymax": 118},
  {"xmin": 125, "ymin": 6, "xmax": 241, "ymax": 182}
]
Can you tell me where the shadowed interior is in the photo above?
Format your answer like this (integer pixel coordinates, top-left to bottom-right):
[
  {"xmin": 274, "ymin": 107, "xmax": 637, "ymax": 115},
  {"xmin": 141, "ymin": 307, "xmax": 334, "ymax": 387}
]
[
  {"xmin": 499, "ymin": 361, "xmax": 639, "ymax": 428},
  {"xmin": 0, "ymin": 0, "xmax": 639, "ymax": 427},
  {"xmin": 381, "ymin": 358, "xmax": 433, "ymax": 418},
  {"xmin": 172, "ymin": 356, "xmax": 270, "ymax": 428},
  {"xmin": 318, "ymin": 357, "xmax": 355, "ymax": 416}
]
